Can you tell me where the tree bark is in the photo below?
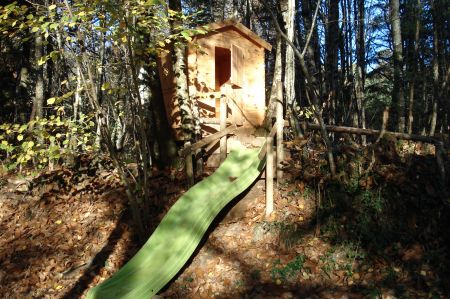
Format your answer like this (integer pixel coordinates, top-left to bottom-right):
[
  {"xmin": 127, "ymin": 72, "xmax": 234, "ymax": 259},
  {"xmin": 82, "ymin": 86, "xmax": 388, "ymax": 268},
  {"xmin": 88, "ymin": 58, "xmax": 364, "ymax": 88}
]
[
  {"xmin": 30, "ymin": 34, "xmax": 44, "ymax": 121},
  {"xmin": 150, "ymin": 62, "xmax": 178, "ymax": 168},
  {"xmin": 283, "ymin": 0, "xmax": 295, "ymax": 110},
  {"xmin": 169, "ymin": 0, "xmax": 196, "ymax": 142},
  {"xmin": 355, "ymin": 0, "xmax": 366, "ymax": 144},
  {"xmin": 430, "ymin": 0, "xmax": 440, "ymax": 136},
  {"xmin": 325, "ymin": 0, "xmax": 340, "ymax": 125},
  {"xmin": 389, "ymin": 0, "xmax": 406, "ymax": 132},
  {"xmin": 265, "ymin": 1, "xmax": 337, "ymax": 177},
  {"xmin": 264, "ymin": 36, "xmax": 282, "ymax": 128},
  {"xmin": 15, "ymin": 41, "xmax": 30, "ymax": 123},
  {"xmin": 407, "ymin": 0, "xmax": 420, "ymax": 134},
  {"xmin": 300, "ymin": 0, "xmax": 321, "ymax": 92}
]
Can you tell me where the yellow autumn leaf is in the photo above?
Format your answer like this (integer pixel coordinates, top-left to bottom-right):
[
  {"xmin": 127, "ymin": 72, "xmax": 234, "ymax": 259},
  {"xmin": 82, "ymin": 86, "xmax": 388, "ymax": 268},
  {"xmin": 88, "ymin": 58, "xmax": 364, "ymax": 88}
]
[
  {"xmin": 55, "ymin": 219, "xmax": 62, "ymax": 225},
  {"xmin": 17, "ymin": 134, "xmax": 23, "ymax": 141},
  {"xmin": 101, "ymin": 82, "xmax": 110, "ymax": 90}
]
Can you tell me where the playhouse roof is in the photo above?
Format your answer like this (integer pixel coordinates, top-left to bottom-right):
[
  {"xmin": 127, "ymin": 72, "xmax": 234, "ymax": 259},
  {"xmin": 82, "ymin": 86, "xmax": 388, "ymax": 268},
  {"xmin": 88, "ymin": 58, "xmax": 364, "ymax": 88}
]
[{"xmin": 195, "ymin": 19, "xmax": 272, "ymax": 51}]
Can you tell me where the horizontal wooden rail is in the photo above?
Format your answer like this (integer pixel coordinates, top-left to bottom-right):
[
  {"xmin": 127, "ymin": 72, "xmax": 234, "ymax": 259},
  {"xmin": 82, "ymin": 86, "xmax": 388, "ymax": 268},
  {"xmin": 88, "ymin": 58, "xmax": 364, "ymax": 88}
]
[
  {"xmin": 180, "ymin": 124, "xmax": 238, "ymax": 157},
  {"xmin": 200, "ymin": 117, "xmax": 232, "ymax": 125},
  {"xmin": 286, "ymin": 121, "xmax": 442, "ymax": 145},
  {"xmin": 287, "ymin": 120, "xmax": 446, "ymax": 196}
]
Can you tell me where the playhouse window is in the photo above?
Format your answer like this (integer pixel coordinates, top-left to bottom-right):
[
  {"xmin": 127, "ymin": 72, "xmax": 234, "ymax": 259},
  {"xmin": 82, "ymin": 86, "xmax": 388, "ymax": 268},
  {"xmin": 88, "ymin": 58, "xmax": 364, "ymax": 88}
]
[{"xmin": 215, "ymin": 47, "xmax": 231, "ymax": 90}]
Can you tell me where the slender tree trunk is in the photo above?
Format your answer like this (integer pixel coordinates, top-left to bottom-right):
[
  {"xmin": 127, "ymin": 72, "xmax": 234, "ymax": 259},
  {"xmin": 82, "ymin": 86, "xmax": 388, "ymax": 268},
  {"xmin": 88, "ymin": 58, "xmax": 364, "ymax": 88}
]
[
  {"xmin": 421, "ymin": 71, "xmax": 428, "ymax": 135},
  {"xmin": 266, "ymin": 3, "xmax": 337, "ymax": 178},
  {"xmin": 244, "ymin": 0, "xmax": 251, "ymax": 29},
  {"xmin": 283, "ymin": 0, "xmax": 295, "ymax": 111},
  {"xmin": 150, "ymin": 65, "xmax": 178, "ymax": 168},
  {"xmin": 74, "ymin": 65, "xmax": 82, "ymax": 120},
  {"xmin": 389, "ymin": 0, "xmax": 406, "ymax": 132},
  {"xmin": 301, "ymin": 0, "xmax": 321, "ymax": 92},
  {"xmin": 169, "ymin": 0, "xmax": 196, "ymax": 142},
  {"xmin": 346, "ymin": 0, "xmax": 353, "ymax": 77},
  {"xmin": 430, "ymin": 0, "xmax": 440, "ymax": 136},
  {"xmin": 407, "ymin": 0, "xmax": 420, "ymax": 134},
  {"xmin": 264, "ymin": 36, "xmax": 282, "ymax": 129},
  {"xmin": 325, "ymin": 0, "xmax": 340, "ymax": 126},
  {"xmin": 30, "ymin": 34, "xmax": 44, "ymax": 121},
  {"xmin": 355, "ymin": 0, "xmax": 366, "ymax": 144},
  {"xmin": 15, "ymin": 41, "xmax": 30, "ymax": 123}
]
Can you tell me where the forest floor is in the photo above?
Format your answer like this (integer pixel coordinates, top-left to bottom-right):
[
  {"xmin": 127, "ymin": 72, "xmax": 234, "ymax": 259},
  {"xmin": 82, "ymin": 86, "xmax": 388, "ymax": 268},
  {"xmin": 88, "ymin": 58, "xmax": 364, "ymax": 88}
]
[{"xmin": 0, "ymin": 136, "xmax": 449, "ymax": 298}]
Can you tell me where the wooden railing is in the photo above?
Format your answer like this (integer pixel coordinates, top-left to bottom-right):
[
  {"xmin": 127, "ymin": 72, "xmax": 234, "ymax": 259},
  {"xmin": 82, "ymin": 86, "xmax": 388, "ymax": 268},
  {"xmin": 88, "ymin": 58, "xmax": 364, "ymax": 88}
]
[
  {"xmin": 182, "ymin": 97, "xmax": 236, "ymax": 187},
  {"xmin": 183, "ymin": 96, "xmax": 285, "ymax": 217}
]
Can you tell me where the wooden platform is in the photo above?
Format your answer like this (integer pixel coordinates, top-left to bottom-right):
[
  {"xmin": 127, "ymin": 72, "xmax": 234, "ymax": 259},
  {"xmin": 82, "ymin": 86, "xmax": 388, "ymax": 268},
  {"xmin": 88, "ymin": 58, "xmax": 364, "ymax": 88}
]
[{"xmin": 204, "ymin": 126, "xmax": 265, "ymax": 167}]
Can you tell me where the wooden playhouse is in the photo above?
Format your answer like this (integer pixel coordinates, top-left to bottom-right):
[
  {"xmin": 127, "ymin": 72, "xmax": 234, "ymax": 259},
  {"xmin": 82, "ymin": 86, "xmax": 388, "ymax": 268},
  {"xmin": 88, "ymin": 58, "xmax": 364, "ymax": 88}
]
[{"xmin": 158, "ymin": 19, "xmax": 272, "ymax": 141}]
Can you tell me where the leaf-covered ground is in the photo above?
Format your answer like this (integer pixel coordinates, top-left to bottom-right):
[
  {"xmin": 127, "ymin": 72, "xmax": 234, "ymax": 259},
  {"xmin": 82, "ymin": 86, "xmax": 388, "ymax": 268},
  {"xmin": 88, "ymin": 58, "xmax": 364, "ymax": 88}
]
[{"xmin": 0, "ymin": 138, "xmax": 449, "ymax": 298}]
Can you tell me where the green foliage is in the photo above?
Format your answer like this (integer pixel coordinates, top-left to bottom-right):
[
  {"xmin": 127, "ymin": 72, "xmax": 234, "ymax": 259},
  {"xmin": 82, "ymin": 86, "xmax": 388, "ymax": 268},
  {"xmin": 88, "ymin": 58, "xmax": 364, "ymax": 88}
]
[
  {"xmin": 293, "ymin": 105, "xmax": 315, "ymax": 121},
  {"xmin": 319, "ymin": 241, "xmax": 365, "ymax": 279},
  {"xmin": 270, "ymin": 255, "xmax": 306, "ymax": 282},
  {"xmin": 0, "ymin": 113, "xmax": 97, "ymax": 171},
  {"xmin": 365, "ymin": 71, "xmax": 393, "ymax": 128},
  {"xmin": 0, "ymin": 1, "xmax": 208, "ymax": 61},
  {"xmin": 360, "ymin": 188, "xmax": 384, "ymax": 214},
  {"xmin": 319, "ymin": 251, "xmax": 338, "ymax": 278}
]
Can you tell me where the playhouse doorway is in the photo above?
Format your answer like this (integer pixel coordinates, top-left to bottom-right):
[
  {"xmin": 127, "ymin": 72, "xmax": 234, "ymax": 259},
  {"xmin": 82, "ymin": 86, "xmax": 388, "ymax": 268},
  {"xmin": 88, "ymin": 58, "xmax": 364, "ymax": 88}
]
[{"xmin": 215, "ymin": 47, "xmax": 231, "ymax": 91}]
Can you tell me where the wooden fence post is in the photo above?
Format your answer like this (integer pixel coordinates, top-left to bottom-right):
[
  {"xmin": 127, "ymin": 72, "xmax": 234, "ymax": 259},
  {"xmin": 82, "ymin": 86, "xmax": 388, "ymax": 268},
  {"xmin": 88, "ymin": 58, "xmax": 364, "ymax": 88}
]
[
  {"xmin": 220, "ymin": 96, "xmax": 227, "ymax": 163},
  {"xmin": 266, "ymin": 135, "xmax": 274, "ymax": 217}
]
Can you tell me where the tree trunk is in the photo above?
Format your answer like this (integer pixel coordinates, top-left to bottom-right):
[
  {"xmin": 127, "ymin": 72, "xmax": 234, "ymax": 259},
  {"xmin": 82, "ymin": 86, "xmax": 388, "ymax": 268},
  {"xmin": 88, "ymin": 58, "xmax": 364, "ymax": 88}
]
[
  {"xmin": 74, "ymin": 64, "xmax": 82, "ymax": 120},
  {"xmin": 325, "ymin": 0, "xmax": 340, "ymax": 126},
  {"xmin": 355, "ymin": 0, "xmax": 366, "ymax": 144},
  {"xmin": 30, "ymin": 34, "xmax": 44, "ymax": 121},
  {"xmin": 266, "ymin": 3, "xmax": 337, "ymax": 178},
  {"xmin": 430, "ymin": 0, "xmax": 440, "ymax": 136},
  {"xmin": 389, "ymin": 0, "xmax": 406, "ymax": 132},
  {"xmin": 283, "ymin": 0, "xmax": 295, "ymax": 111},
  {"xmin": 169, "ymin": 0, "xmax": 196, "ymax": 142},
  {"xmin": 150, "ymin": 62, "xmax": 179, "ymax": 168},
  {"xmin": 300, "ymin": 0, "xmax": 321, "ymax": 93},
  {"xmin": 264, "ymin": 36, "xmax": 283, "ymax": 128},
  {"xmin": 15, "ymin": 41, "xmax": 30, "ymax": 123},
  {"xmin": 407, "ymin": 0, "xmax": 420, "ymax": 134}
]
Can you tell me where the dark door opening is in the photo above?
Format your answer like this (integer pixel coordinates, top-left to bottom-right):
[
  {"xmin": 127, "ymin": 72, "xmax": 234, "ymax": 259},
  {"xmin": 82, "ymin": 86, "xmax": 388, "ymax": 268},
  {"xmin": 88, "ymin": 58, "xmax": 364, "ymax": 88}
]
[{"xmin": 215, "ymin": 47, "xmax": 231, "ymax": 91}]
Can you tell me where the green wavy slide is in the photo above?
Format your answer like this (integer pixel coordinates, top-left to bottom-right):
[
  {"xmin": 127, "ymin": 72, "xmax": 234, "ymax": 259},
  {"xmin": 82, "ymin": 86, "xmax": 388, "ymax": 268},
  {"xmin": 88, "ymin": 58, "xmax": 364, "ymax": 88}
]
[{"xmin": 87, "ymin": 148, "xmax": 265, "ymax": 299}]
